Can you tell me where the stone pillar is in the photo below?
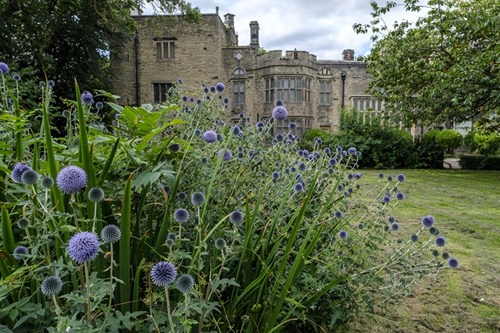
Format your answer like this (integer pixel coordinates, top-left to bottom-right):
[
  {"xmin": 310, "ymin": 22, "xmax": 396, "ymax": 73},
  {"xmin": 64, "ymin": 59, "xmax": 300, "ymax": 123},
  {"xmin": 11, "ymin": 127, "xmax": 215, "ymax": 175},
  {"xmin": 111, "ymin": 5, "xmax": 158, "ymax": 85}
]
[{"xmin": 250, "ymin": 21, "xmax": 260, "ymax": 48}]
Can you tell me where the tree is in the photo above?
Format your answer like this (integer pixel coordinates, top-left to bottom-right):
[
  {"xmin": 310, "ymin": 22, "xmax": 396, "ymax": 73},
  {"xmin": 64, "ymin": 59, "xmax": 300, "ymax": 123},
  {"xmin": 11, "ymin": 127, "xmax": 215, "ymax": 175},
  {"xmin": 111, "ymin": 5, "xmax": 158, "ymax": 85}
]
[
  {"xmin": 354, "ymin": 0, "xmax": 500, "ymax": 127},
  {"xmin": 0, "ymin": 0, "xmax": 200, "ymax": 104}
]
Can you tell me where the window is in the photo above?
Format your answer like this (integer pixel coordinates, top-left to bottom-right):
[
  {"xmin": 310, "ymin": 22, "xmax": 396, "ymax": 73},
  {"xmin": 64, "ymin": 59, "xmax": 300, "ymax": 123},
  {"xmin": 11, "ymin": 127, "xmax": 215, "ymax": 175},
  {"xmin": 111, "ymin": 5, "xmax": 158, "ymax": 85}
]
[
  {"xmin": 153, "ymin": 83, "xmax": 173, "ymax": 103},
  {"xmin": 265, "ymin": 76, "xmax": 312, "ymax": 103},
  {"xmin": 352, "ymin": 96, "xmax": 383, "ymax": 111},
  {"xmin": 318, "ymin": 68, "xmax": 332, "ymax": 75},
  {"xmin": 233, "ymin": 81, "xmax": 245, "ymax": 105},
  {"xmin": 319, "ymin": 81, "xmax": 332, "ymax": 105},
  {"xmin": 274, "ymin": 117, "xmax": 309, "ymax": 138},
  {"xmin": 156, "ymin": 41, "xmax": 175, "ymax": 60},
  {"xmin": 233, "ymin": 68, "xmax": 246, "ymax": 76}
]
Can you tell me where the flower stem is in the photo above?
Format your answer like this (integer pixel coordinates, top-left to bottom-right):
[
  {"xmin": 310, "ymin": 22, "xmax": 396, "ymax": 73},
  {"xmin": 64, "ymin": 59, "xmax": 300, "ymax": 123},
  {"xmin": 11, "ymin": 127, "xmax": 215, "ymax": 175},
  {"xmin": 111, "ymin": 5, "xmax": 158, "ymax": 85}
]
[
  {"xmin": 52, "ymin": 294, "xmax": 61, "ymax": 316},
  {"xmin": 108, "ymin": 244, "xmax": 114, "ymax": 308},
  {"xmin": 84, "ymin": 261, "xmax": 91, "ymax": 323},
  {"xmin": 165, "ymin": 286, "xmax": 175, "ymax": 331}
]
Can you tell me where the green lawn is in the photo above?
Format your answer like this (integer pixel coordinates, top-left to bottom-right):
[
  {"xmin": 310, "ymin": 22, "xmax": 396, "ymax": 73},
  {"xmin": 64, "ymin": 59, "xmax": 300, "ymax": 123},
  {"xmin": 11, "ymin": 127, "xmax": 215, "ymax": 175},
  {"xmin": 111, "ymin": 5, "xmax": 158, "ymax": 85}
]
[{"xmin": 351, "ymin": 169, "xmax": 500, "ymax": 333}]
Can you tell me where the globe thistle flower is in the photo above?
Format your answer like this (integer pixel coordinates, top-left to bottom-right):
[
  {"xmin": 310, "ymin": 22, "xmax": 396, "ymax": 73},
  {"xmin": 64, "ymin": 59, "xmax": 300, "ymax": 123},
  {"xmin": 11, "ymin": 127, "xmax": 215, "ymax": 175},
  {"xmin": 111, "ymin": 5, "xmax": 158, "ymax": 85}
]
[
  {"xmin": 378, "ymin": 173, "xmax": 384, "ymax": 179},
  {"xmin": 169, "ymin": 143, "xmax": 181, "ymax": 152},
  {"xmin": 13, "ymin": 246, "xmax": 29, "ymax": 260},
  {"xmin": 395, "ymin": 192, "xmax": 405, "ymax": 200},
  {"xmin": 165, "ymin": 238, "xmax": 175, "ymax": 247},
  {"xmin": 347, "ymin": 147, "xmax": 357, "ymax": 155},
  {"xmin": 17, "ymin": 218, "xmax": 29, "ymax": 229},
  {"xmin": 429, "ymin": 227, "xmax": 440, "ymax": 235},
  {"xmin": 315, "ymin": 137, "xmax": 323, "ymax": 145},
  {"xmin": 396, "ymin": 174, "xmax": 406, "ymax": 182},
  {"xmin": 194, "ymin": 129, "xmax": 201, "ymax": 136},
  {"xmin": 11, "ymin": 163, "xmax": 31, "ymax": 183},
  {"xmin": 256, "ymin": 121, "xmax": 265, "ymax": 129},
  {"xmin": 442, "ymin": 252, "xmax": 450, "ymax": 260},
  {"xmin": 167, "ymin": 232, "xmax": 177, "ymax": 241},
  {"xmin": 272, "ymin": 172, "xmax": 280, "ymax": 181},
  {"xmin": 203, "ymin": 87, "xmax": 209, "ymax": 94},
  {"xmin": 173, "ymin": 208, "xmax": 190, "ymax": 224},
  {"xmin": 218, "ymin": 149, "xmax": 232, "ymax": 161},
  {"xmin": 329, "ymin": 158, "xmax": 337, "ymax": 167},
  {"xmin": 355, "ymin": 151, "xmax": 362, "ymax": 157},
  {"xmin": 338, "ymin": 230, "xmax": 348, "ymax": 240},
  {"xmin": 177, "ymin": 192, "xmax": 187, "ymax": 201},
  {"xmin": 272, "ymin": 106, "xmax": 288, "ymax": 121},
  {"xmin": 215, "ymin": 238, "xmax": 226, "ymax": 250},
  {"xmin": 12, "ymin": 73, "xmax": 21, "ymax": 81},
  {"xmin": 151, "ymin": 261, "xmax": 177, "ymax": 287},
  {"xmin": 248, "ymin": 150, "xmax": 255, "ymax": 158},
  {"xmin": 88, "ymin": 187, "xmax": 105, "ymax": 202},
  {"xmin": 101, "ymin": 225, "xmax": 121, "ymax": 244},
  {"xmin": 217, "ymin": 133, "xmax": 224, "ymax": 142},
  {"xmin": 298, "ymin": 162, "xmax": 306, "ymax": 172},
  {"xmin": 275, "ymin": 99, "xmax": 284, "ymax": 106},
  {"xmin": 432, "ymin": 249, "xmax": 439, "ymax": 257},
  {"xmin": 57, "ymin": 165, "xmax": 88, "ymax": 194},
  {"xmin": 448, "ymin": 258, "xmax": 459, "ymax": 268},
  {"xmin": 421, "ymin": 215, "xmax": 435, "ymax": 228},
  {"xmin": 387, "ymin": 176, "xmax": 393, "ymax": 182},
  {"xmin": 410, "ymin": 234, "xmax": 419, "ymax": 242},
  {"xmin": 81, "ymin": 91, "xmax": 93, "ymax": 105},
  {"xmin": 232, "ymin": 125, "xmax": 241, "ymax": 136},
  {"xmin": 21, "ymin": 169, "xmax": 39, "ymax": 185},
  {"xmin": 191, "ymin": 192, "xmax": 205, "ymax": 207},
  {"xmin": 381, "ymin": 195, "xmax": 391, "ymax": 204},
  {"xmin": 354, "ymin": 172, "xmax": 362, "ymax": 179},
  {"xmin": 41, "ymin": 276, "xmax": 63, "ymax": 297},
  {"xmin": 39, "ymin": 81, "xmax": 46, "ymax": 87},
  {"xmin": 275, "ymin": 134, "xmax": 284, "ymax": 142},
  {"xmin": 229, "ymin": 210, "xmax": 244, "ymax": 225},
  {"xmin": 0, "ymin": 62, "xmax": 9, "ymax": 74},
  {"xmin": 294, "ymin": 183, "xmax": 304, "ymax": 193},
  {"xmin": 390, "ymin": 223, "xmax": 400, "ymax": 231},
  {"xmin": 41, "ymin": 176, "xmax": 54, "ymax": 189},
  {"xmin": 67, "ymin": 232, "xmax": 100, "ymax": 264},
  {"xmin": 215, "ymin": 82, "xmax": 225, "ymax": 92},
  {"xmin": 202, "ymin": 130, "xmax": 217, "ymax": 143},
  {"xmin": 388, "ymin": 216, "xmax": 395, "ymax": 223},
  {"xmin": 288, "ymin": 122, "xmax": 297, "ymax": 130},
  {"xmin": 224, "ymin": 98, "xmax": 230, "ymax": 104},
  {"xmin": 48, "ymin": 80, "xmax": 55, "ymax": 88},
  {"xmin": 176, "ymin": 274, "xmax": 195, "ymax": 293},
  {"xmin": 201, "ymin": 157, "xmax": 208, "ymax": 164},
  {"xmin": 435, "ymin": 236, "xmax": 446, "ymax": 247}
]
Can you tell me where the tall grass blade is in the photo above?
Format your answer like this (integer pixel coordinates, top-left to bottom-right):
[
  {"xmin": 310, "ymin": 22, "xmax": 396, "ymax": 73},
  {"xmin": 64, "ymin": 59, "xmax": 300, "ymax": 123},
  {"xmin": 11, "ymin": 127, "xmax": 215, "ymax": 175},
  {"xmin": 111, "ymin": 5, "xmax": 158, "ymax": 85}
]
[{"xmin": 118, "ymin": 175, "xmax": 132, "ymax": 313}]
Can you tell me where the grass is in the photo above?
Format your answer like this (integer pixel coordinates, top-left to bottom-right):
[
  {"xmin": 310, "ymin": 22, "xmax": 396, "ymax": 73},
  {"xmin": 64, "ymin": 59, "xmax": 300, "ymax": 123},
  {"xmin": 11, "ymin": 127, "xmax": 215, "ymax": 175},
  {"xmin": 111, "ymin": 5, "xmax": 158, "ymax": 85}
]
[{"xmin": 350, "ymin": 169, "xmax": 500, "ymax": 333}]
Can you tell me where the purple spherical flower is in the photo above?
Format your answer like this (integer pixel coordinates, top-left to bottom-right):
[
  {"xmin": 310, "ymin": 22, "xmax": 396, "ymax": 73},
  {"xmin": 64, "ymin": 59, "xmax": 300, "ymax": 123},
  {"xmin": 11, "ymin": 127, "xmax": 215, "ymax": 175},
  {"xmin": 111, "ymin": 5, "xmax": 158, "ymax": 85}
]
[
  {"xmin": 21, "ymin": 169, "xmax": 39, "ymax": 185},
  {"xmin": 448, "ymin": 258, "xmax": 459, "ymax": 268},
  {"xmin": 67, "ymin": 232, "xmax": 100, "ymax": 264},
  {"xmin": 13, "ymin": 246, "xmax": 29, "ymax": 260},
  {"xmin": 191, "ymin": 192, "xmax": 205, "ymax": 206},
  {"xmin": 57, "ymin": 165, "xmax": 87, "ymax": 194},
  {"xmin": 202, "ymin": 130, "xmax": 217, "ymax": 143},
  {"xmin": 288, "ymin": 122, "xmax": 297, "ymax": 130},
  {"xmin": 410, "ymin": 234, "xmax": 419, "ymax": 242},
  {"xmin": 435, "ymin": 236, "xmax": 446, "ymax": 247},
  {"xmin": 421, "ymin": 215, "xmax": 435, "ymax": 228},
  {"xmin": 294, "ymin": 183, "xmax": 304, "ymax": 193},
  {"xmin": 81, "ymin": 91, "xmax": 93, "ymax": 105},
  {"xmin": 215, "ymin": 82, "xmax": 225, "ymax": 92},
  {"xmin": 0, "ymin": 62, "xmax": 9, "ymax": 74},
  {"xmin": 347, "ymin": 147, "xmax": 357, "ymax": 155},
  {"xmin": 173, "ymin": 208, "xmax": 190, "ymax": 223},
  {"xmin": 334, "ymin": 210, "xmax": 343, "ymax": 219},
  {"xmin": 11, "ymin": 163, "xmax": 32, "ymax": 183},
  {"xmin": 275, "ymin": 99, "xmax": 284, "ymax": 107},
  {"xmin": 338, "ymin": 230, "xmax": 348, "ymax": 240},
  {"xmin": 396, "ymin": 192, "xmax": 405, "ymax": 200},
  {"xmin": 176, "ymin": 274, "xmax": 195, "ymax": 293},
  {"xmin": 354, "ymin": 172, "xmax": 362, "ymax": 179},
  {"xmin": 232, "ymin": 125, "xmax": 241, "ymax": 136},
  {"xmin": 101, "ymin": 224, "xmax": 121, "ymax": 243},
  {"xmin": 381, "ymin": 195, "xmax": 391, "ymax": 204},
  {"xmin": 151, "ymin": 261, "xmax": 177, "ymax": 287},
  {"xmin": 229, "ymin": 210, "xmax": 244, "ymax": 225},
  {"xmin": 396, "ymin": 174, "xmax": 406, "ymax": 182},
  {"xmin": 272, "ymin": 106, "xmax": 288, "ymax": 121},
  {"xmin": 41, "ymin": 276, "xmax": 63, "ymax": 297},
  {"xmin": 390, "ymin": 223, "xmax": 400, "ymax": 231},
  {"xmin": 218, "ymin": 149, "xmax": 232, "ymax": 161}
]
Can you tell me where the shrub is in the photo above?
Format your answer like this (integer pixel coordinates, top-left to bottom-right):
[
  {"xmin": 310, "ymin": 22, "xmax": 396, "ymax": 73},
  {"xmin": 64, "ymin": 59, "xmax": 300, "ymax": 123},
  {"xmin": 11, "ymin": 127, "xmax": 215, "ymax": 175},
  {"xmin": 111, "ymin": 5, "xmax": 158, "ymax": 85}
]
[
  {"xmin": 435, "ymin": 129, "xmax": 463, "ymax": 153},
  {"xmin": 459, "ymin": 155, "xmax": 500, "ymax": 170},
  {"xmin": 473, "ymin": 131, "xmax": 500, "ymax": 155},
  {"xmin": 0, "ymin": 66, "xmax": 460, "ymax": 332}
]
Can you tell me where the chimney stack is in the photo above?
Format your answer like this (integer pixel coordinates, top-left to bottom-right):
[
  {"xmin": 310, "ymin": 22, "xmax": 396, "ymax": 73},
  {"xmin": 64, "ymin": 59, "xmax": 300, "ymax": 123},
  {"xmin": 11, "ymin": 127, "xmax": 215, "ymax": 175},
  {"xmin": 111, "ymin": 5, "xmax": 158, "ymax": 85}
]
[
  {"xmin": 224, "ymin": 13, "xmax": 235, "ymax": 31},
  {"xmin": 249, "ymin": 21, "xmax": 260, "ymax": 48},
  {"xmin": 342, "ymin": 49, "xmax": 355, "ymax": 61}
]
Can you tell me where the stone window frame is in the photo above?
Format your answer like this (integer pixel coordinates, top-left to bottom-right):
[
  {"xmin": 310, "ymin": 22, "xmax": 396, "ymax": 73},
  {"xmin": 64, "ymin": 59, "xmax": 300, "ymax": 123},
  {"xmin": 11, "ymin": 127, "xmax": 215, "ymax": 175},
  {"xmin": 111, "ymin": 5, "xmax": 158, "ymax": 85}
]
[
  {"xmin": 232, "ymin": 81, "xmax": 245, "ymax": 106},
  {"xmin": 264, "ymin": 76, "xmax": 312, "ymax": 103},
  {"xmin": 155, "ymin": 38, "xmax": 176, "ymax": 60},
  {"xmin": 351, "ymin": 95, "xmax": 383, "ymax": 112},
  {"xmin": 319, "ymin": 80, "xmax": 332, "ymax": 105},
  {"xmin": 233, "ymin": 67, "xmax": 246, "ymax": 77},
  {"xmin": 272, "ymin": 116, "xmax": 311, "ymax": 139},
  {"xmin": 152, "ymin": 82, "xmax": 174, "ymax": 103}
]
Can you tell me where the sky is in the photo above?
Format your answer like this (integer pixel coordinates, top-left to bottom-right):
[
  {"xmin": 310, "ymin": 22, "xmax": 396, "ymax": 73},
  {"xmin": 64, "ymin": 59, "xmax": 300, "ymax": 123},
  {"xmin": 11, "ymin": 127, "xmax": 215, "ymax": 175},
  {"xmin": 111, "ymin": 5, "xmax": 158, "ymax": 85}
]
[{"xmin": 172, "ymin": 0, "xmax": 428, "ymax": 60}]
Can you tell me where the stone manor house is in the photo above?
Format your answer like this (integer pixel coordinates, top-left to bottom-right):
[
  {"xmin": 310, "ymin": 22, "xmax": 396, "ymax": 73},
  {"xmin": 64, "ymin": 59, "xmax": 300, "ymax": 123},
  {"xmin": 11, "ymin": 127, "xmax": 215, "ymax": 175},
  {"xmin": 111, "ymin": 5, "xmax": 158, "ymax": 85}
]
[{"xmin": 110, "ymin": 8, "xmax": 382, "ymax": 136}]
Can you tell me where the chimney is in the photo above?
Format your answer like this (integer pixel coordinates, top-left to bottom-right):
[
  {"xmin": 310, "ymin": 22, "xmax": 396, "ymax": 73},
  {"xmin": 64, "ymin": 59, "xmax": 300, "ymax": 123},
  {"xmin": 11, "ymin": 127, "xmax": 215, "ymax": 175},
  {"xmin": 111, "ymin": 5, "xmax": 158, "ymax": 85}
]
[
  {"xmin": 342, "ymin": 49, "xmax": 355, "ymax": 61},
  {"xmin": 216, "ymin": 6, "xmax": 219, "ymax": 15},
  {"xmin": 250, "ymin": 21, "xmax": 259, "ymax": 48},
  {"xmin": 224, "ymin": 13, "xmax": 235, "ymax": 31}
]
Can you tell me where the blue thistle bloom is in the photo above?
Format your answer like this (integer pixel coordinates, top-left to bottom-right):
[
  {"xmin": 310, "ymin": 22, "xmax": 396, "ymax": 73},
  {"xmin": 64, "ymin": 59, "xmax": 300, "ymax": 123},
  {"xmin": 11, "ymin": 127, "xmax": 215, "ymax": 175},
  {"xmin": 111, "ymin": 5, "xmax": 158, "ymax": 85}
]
[
  {"xmin": 165, "ymin": 238, "xmax": 175, "ymax": 247},
  {"xmin": 167, "ymin": 232, "xmax": 177, "ymax": 241},
  {"xmin": 256, "ymin": 121, "xmax": 265, "ymax": 128},
  {"xmin": 56, "ymin": 165, "xmax": 88, "ymax": 194},
  {"xmin": 315, "ymin": 137, "xmax": 323, "ymax": 145},
  {"xmin": 354, "ymin": 172, "xmax": 362, "ymax": 179},
  {"xmin": 88, "ymin": 187, "xmax": 105, "ymax": 202},
  {"xmin": 288, "ymin": 122, "xmax": 297, "ymax": 130},
  {"xmin": 396, "ymin": 174, "xmax": 406, "ymax": 182},
  {"xmin": 355, "ymin": 151, "xmax": 362, "ymax": 157},
  {"xmin": 232, "ymin": 125, "xmax": 241, "ymax": 136},
  {"xmin": 290, "ymin": 166, "xmax": 297, "ymax": 173},
  {"xmin": 48, "ymin": 80, "xmax": 55, "ymax": 88},
  {"xmin": 448, "ymin": 258, "xmax": 459, "ymax": 268},
  {"xmin": 342, "ymin": 150, "xmax": 348, "ymax": 157},
  {"xmin": 67, "ymin": 232, "xmax": 100, "ymax": 264},
  {"xmin": 275, "ymin": 134, "xmax": 284, "ymax": 142},
  {"xmin": 203, "ymin": 87, "xmax": 209, "ymax": 93},
  {"xmin": 194, "ymin": 129, "xmax": 201, "ymax": 136},
  {"xmin": 218, "ymin": 149, "xmax": 232, "ymax": 161},
  {"xmin": 11, "ymin": 163, "xmax": 32, "ymax": 183},
  {"xmin": 442, "ymin": 252, "xmax": 450, "ymax": 260},
  {"xmin": 294, "ymin": 183, "xmax": 304, "ymax": 193},
  {"xmin": 272, "ymin": 106, "xmax": 288, "ymax": 121},
  {"xmin": 215, "ymin": 82, "xmax": 225, "ymax": 92},
  {"xmin": 13, "ymin": 246, "xmax": 29, "ymax": 260},
  {"xmin": 201, "ymin": 157, "xmax": 208, "ymax": 164},
  {"xmin": 191, "ymin": 192, "xmax": 205, "ymax": 206},
  {"xmin": 338, "ymin": 230, "xmax": 348, "ymax": 240},
  {"xmin": 410, "ymin": 234, "xmax": 419, "ymax": 242},
  {"xmin": 0, "ymin": 62, "xmax": 9, "ymax": 74},
  {"xmin": 210, "ymin": 86, "xmax": 216, "ymax": 93},
  {"xmin": 101, "ymin": 225, "xmax": 121, "ymax": 243},
  {"xmin": 429, "ymin": 227, "xmax": 439, "ymax": 235},
  {"xmin": 378, "ymin": 173, "xmax": 384, "ymax": 179},
  {"xmin": 217, "ymin": 133, "xmax": 224, "ymax": 142},
  {"xmin": 388, "ymin": 216, "xmax": 395, "ymax": 223},
  {"xmin": 247, "ymin": 150, "xmax": 255, "ymax": 158},
  {"xmin": 275, "ymin": 99, "xmax": 284, "ymax": 106},
  {"xmin": 239, "ymin": 112, "xmax": 245, "ymax": 118},
  {"xmin": 435, "ymin": 236, "xmax": 446, "ymax": 247},
  {"xmin": 299, "ymin": 162, "xmax": 306, "ymax": 171},
  {"xmin": 329, "ymin": 158, "xmax": 337, "ymax": 166},
  {"xmin": 202, "ymin": 130, "xmax": 217, "ymax": 143},
  {"xmin": 177, "ymin": 192, "xmax": 187, "ymax": 201},
  {"xmin": 196, "ymin": 99, "xmax": 202, "ymax": 105},
  {"xmin": 13, "ymin": 73, "xmax": 21, "ymax": 81},
  {"xmin": 151, "ymin": 261, "xmax": 177, "ymax": 287},
  {"xmin": 41, "ymin": 276, "xmax": 63, "ymax": 297},
  {"xmin": 41, "ymin": 176, "xmax": 54, "ymax": 189},
  {"xmin": 324, "ymin": 147, "xmax": 331, "ymax": 154},
  {"xmin": 347, "ymin": 147, "xmax": 357, "ymax": 155},
  {"xmin": 173, "ymin": 208, "xmax": 190, "ymax": 223},
  {"xmin": 176, "ymin": 274, "xmax": 195, "ymax": 293},
  {"xmin": 387, "ymin": 176, "xmax": 393, "ymax": 182},
  {"xmin": 39, "ymin": 81, "xmax": 46, "ymax": 87},
  {"xmin": 189, "ymin": 97, "xmax": 195, "ymax": 102},
  {"xmin": 215, "ymin": 238, "xmax": 226, "ymax": 249},
  {"xmin": 81, "ymin": 91, "xmax": 93, "ymax": 105},
  {"xmin": 182, "ymin": 96, "xmax": 188, "ymax": 102},
  {"xmin": 229, "ymin": 210, "xmax": 244, "ymax": 225},
  {"xmin": 390, "ymin": 223, "xmax": 400, "ymax": 231},
  {"xmin": 272, "ymin": 172, "xmax": 280, "ymax": 180},
  {"xmin": 382, "ymin": 195, "xmax": 391, "ymax": 204},
  {"xmin": 21, "ymin": 169, "xmax": 39, "ymax": 185},
  {"xmin": 223, "ymin": 98, "xmax": 229, "ymax": 104},
  {"xmin": 17, "ymin": 218, "xmax": 29, "ymax": 229},
  {"xmin": 421, "ymin": 215, "xmax": 435, "ymax": 228},
  {"xmin": 396, "ymin": 192, "xmax": 405, "ymax": 200},
  {"xmin": 347, "ymin": 173, "xmax": 354, "ymax": 180},
  {"xmin": 169, "ymin": 143, "xmax": 181, "ymax": 152}
]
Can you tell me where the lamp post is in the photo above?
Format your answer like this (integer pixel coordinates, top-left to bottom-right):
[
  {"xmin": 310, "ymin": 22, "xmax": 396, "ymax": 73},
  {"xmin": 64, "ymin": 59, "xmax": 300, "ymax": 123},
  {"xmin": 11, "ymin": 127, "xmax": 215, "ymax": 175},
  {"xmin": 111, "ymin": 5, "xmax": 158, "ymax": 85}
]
[{"xmin": 340, "ymin": 71, "xmax": 346, "ymax": 109}]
